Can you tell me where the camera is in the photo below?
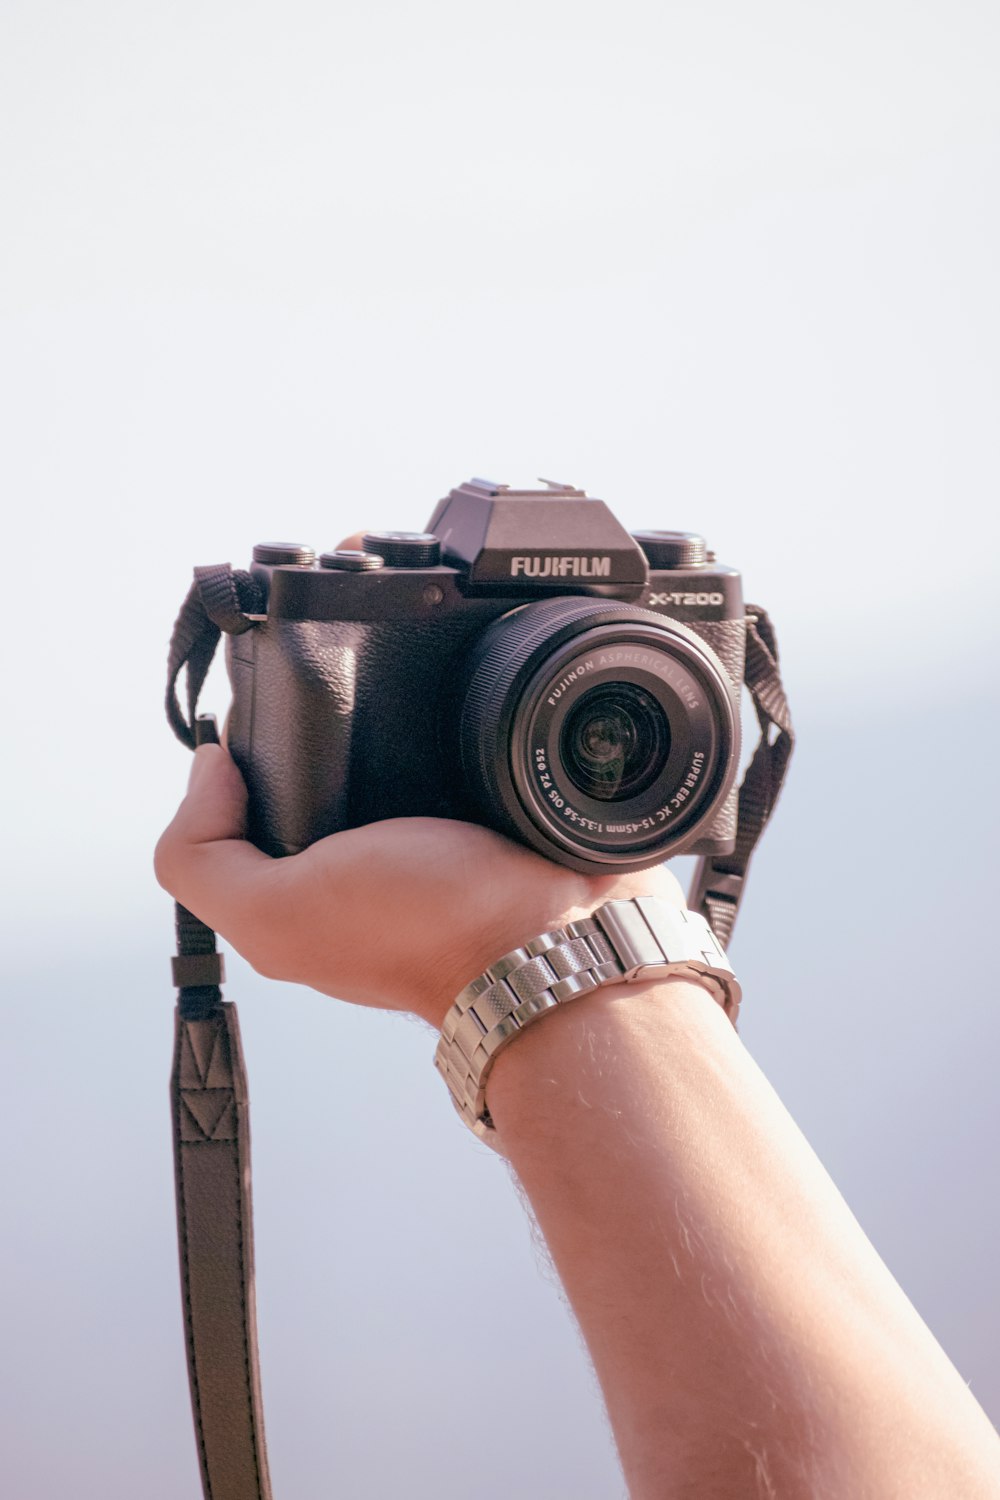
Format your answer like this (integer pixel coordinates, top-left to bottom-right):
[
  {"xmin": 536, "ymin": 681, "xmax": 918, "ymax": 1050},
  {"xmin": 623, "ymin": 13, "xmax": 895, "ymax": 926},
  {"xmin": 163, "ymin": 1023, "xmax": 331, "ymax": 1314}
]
[{"xmin": 226, "ymin": 478, "xmax": 748, "ymax": 874}]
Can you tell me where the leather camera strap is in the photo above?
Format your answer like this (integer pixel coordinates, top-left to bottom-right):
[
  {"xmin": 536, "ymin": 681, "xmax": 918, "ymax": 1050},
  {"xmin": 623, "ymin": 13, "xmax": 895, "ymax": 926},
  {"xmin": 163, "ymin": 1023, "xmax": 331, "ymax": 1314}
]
[
  {"xmin": 171, "ymin": 719, "xmax": 273, "ymax": 1500},
  {"xmin": 166, "ymin": 572, "xmax": 793, "ymax": 1500}
]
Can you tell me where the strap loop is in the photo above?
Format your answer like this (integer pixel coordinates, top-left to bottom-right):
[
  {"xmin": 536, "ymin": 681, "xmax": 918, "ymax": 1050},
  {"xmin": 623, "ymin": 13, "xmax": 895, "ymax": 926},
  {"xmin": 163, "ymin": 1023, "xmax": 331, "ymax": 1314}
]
[
  {"xmin": 166, "ymin": 565, "xmax": 263, "ymax": 750},
  {"xmin": 689, "ymin": 604, "xmax": 795, "ymax": 948},
  {"xmin": 172, "ymin": 952, "xmax": 227, "ymax": 990}
]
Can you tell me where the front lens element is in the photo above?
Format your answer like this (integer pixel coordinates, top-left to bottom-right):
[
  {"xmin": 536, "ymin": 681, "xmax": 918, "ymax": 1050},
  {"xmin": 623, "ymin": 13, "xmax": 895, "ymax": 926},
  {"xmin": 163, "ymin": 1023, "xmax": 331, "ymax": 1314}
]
[{"xmin": 560, "ymin": 684, "xmax": 671, "ymax": 801}]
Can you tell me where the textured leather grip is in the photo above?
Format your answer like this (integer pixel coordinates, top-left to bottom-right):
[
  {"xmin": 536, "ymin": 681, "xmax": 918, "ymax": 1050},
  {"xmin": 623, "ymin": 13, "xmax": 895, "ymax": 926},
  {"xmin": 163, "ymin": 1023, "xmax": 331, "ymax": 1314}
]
[{"xmin": 171, "ymin": 1003, "xmax": 273, "ymax": 1500}]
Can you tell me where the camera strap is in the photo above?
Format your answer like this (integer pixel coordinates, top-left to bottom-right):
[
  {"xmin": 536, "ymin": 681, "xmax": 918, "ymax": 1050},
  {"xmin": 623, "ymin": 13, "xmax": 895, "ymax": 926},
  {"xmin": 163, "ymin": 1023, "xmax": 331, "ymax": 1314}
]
[
  {"xmin": 167, "ymin": 567, "xmax": 273, "ymax": 1500},
  {"xmin": 171, "ymin": 877, "xmax": 273, "ymax": 1500},
  {"xmin": 688, "ymin": 604, "xmax": 795, "ymax": 947},
  {"xmin": 166, "ymin": 563, "xmax": 263, "ymax": 750},
  {"xmin": 164, "ymin": 569, "xmax": 793, "ymax": 1500}
]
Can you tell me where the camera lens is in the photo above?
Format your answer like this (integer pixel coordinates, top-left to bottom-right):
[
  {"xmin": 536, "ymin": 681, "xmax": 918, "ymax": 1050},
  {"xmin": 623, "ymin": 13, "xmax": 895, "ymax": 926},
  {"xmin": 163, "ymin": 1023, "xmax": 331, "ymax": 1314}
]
[
  {"xmin": 560, "ymin": 685, "xmax": 670, "ymax": 802},
  {"xmin": 458, "ymin": 597, "xmax": 741, "ymax": 873}
]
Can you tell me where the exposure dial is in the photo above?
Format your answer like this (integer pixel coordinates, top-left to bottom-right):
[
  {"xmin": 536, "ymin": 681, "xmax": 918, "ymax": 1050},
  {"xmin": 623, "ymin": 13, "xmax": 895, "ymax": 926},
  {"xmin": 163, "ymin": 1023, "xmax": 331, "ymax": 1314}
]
[
  {"xmin": 632, "ymin": 531, "xmax": 707, "ymax": 569},
  {"xmin": 361, "ymin": 531, "xmax": 441, "ymax": 568}
]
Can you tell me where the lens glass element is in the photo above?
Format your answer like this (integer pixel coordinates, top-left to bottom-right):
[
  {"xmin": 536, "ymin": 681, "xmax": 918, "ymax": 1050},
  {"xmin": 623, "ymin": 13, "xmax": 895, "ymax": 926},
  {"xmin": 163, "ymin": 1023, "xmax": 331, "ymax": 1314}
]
[{"xmin": 560, "ymin": 684, "xmax": 671, "ymax": 801}]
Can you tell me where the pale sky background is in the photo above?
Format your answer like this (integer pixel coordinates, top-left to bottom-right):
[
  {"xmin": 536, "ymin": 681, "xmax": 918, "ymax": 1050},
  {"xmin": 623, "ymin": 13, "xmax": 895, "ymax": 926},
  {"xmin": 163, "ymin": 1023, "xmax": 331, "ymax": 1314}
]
[{"xmin": 1, "ymin": 2, "xmax": 998, "ymax": 1496}]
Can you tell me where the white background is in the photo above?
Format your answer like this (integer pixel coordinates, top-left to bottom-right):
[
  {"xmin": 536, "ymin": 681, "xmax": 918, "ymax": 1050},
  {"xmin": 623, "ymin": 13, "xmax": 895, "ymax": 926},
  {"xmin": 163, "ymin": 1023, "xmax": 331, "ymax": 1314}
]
[{"xmin": 1, "ymin": 2, "xmax": 998, "ymax": 1495}]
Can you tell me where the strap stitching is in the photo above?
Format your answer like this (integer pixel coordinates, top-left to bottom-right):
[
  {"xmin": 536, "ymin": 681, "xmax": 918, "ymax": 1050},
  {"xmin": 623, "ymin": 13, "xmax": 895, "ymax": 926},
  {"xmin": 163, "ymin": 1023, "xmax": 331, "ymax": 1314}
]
[
  {"xmin": 224, "ymin": 1014, "xmax": 269, "ymax": 1499},
  {"xmin": 174, "ymin": 1013, "xmax": 270, "ymax": 1498},
  {"xmin": 173, "ymin": 1021, "xmax": 215, "ymax": 1500},
  {"xmin": 233, "ymin": 1123, "xmax": 268, "ymax": 1499},
  {"xmin": 180, "ymin": 1092, "xmax": 237, "ymax": 1143},
  {"xmin": 184, "ymin": 1022, "xmax": 219, "ymax": 1090}
]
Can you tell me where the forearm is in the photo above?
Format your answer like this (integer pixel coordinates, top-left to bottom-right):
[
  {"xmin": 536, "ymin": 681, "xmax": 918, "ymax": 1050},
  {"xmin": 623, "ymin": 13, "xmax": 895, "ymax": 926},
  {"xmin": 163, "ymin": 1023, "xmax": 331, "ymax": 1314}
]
[
  {"xmin": 486, "ymin": 980, "xmax": 1000, "ymax": 1499},
  {"xmin": 156, "ymin": 752, "xmax": 998, "ymax": 1494}
]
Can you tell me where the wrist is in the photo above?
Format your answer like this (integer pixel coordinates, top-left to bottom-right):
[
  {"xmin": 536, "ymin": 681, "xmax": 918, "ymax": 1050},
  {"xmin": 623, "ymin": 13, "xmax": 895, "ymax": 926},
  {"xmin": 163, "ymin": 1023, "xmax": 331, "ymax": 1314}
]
[
  {"xmin": 414, "ymin": 881, "xmax": 658, "ymax": 1032},
  {"xmin": 485, "ymin": 975, "xmax": 734, "ymax": 1149},
  {"xmin": 433, "ymin": 895, "xmax": 738, "ymax": 1139}
]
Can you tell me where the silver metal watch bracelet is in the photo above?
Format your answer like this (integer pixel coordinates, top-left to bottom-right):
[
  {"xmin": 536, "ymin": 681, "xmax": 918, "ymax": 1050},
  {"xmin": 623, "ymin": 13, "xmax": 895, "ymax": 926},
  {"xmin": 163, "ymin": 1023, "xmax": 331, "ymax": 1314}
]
[{"xmin": 434, "ymin": 896, "xmax": 740, "ymax": 1140}]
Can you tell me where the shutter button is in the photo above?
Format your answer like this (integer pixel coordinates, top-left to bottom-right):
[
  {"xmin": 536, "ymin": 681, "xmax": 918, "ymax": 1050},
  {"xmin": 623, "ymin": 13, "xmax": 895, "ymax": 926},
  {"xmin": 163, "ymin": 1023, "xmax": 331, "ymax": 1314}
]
[{"xmin": 319, "ymin": 550, "xmax": 385, "ymax": 571}]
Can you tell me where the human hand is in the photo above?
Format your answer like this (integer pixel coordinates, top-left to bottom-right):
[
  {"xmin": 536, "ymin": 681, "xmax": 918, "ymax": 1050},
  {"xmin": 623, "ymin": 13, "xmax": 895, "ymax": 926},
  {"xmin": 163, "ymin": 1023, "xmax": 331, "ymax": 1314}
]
[
  {"xmin": 154, "ymin": 744, "xmax": 683, "ymax": 1030},
  {"xmin": 155, "ymin": 524, "xmax": 684, "ymax": 1026}
]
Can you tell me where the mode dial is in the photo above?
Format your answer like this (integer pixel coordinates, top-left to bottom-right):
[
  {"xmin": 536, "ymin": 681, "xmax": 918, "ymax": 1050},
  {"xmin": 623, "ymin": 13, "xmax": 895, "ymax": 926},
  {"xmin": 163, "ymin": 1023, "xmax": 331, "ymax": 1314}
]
[
  {"xmin": 632, "ymin": 531, "xmax": 707, "ymax": 569},
  {"xmin": 361, "ymin": 531, "xmax": 441, "ymax": 568}
]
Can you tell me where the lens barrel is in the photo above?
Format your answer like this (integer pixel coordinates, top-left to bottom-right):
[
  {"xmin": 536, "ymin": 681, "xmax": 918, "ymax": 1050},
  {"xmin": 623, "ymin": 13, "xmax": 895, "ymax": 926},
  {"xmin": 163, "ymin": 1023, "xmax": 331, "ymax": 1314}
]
[{"xmin": 459, "ymin": 598, "xmax": 740, "ymax": 872}]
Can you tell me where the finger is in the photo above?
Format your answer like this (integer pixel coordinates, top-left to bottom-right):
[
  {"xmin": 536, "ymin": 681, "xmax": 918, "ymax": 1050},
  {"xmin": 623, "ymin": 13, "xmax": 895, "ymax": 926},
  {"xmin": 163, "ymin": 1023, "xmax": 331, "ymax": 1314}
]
[
  {"xmin": 333, "ymin": 530, "xmax": 366, "ymax": 551},
  {"xmin": 154, "ymin": 745, "xmax": 282, "ymax": 953},
  {"xmin": 179, "ymin": 743, "xmax": 247, "ymax": 842}
]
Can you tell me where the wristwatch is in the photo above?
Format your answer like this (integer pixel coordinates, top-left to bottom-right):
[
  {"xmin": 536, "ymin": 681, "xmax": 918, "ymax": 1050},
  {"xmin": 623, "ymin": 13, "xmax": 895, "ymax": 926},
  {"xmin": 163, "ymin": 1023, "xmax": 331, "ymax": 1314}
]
[{"xmin": 434, "ymin": 896, "xmax": 740, "ymax": 1139}]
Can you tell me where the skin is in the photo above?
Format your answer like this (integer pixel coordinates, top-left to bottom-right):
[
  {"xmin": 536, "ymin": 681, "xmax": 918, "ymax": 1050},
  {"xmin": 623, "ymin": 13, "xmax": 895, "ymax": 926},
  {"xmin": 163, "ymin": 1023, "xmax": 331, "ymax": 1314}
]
[
  {"xmin": 155, "ymin": 530, "xmax": 1000, "ymax": 1495},
  {"xmin": 155, "ymin": 746, "xmax": 1000, "ymax": 1498}
]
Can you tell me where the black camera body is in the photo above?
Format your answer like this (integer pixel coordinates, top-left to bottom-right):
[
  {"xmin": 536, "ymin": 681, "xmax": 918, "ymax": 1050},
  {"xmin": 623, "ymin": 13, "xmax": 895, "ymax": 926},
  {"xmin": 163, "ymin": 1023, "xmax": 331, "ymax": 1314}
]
[{"xmin": 227, "ymin": 478, "xmax": 747, "ymax": 874}]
